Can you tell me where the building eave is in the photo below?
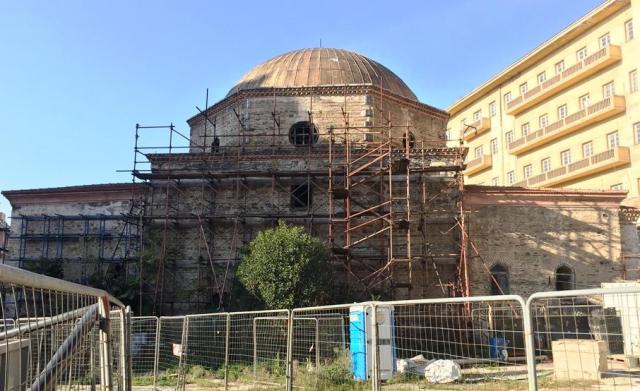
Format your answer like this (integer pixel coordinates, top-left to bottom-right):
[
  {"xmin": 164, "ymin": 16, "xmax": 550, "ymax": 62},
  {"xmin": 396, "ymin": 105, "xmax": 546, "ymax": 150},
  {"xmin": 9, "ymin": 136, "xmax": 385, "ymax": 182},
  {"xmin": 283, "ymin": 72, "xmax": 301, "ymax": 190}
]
[
  {"xmin": 464, "ymin": 185, "xmax": 628, "ymax": 208},
  {"xmin": 187, "ymin": 86, "xmax": 449, "ymax": 126},
  {"xmin": 2, "ymin": 183, "xmax": 146, "ymax": 208}
]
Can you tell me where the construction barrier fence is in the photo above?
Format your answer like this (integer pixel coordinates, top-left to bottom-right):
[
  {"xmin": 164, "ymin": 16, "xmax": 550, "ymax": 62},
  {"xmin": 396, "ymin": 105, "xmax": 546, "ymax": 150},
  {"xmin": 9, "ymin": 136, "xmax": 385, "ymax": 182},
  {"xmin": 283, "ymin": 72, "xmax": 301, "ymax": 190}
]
[
  {"xmin": 128, "ymin": 286, "xmax": 640, "ymax": 391},
  {"xmin": 3, "ymin": 260, "xmax": 640, "ymax": 391}
]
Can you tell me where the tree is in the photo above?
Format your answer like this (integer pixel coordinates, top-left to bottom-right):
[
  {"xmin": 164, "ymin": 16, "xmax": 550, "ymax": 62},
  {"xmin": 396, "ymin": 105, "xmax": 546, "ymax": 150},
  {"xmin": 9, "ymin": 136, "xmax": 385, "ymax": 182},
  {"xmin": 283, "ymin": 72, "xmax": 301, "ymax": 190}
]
[{"xmin": 236, "ymin": 221, "xmax": 332, "ymax": 309}]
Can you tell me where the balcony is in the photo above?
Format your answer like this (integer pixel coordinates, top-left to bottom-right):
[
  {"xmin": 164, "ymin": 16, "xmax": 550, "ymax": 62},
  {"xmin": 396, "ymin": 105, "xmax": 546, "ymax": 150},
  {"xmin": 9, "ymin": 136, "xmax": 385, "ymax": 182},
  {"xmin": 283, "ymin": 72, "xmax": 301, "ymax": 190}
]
[
  {"xmin": 516, "ymin": 146, "xmax": 630, "ymax": 188},
  {"xmin": 464, "ymin": 154, "xmax": 492, "ymax": 176},
  {"xmin": 508, "ymin": 95, "xmax": 626, "ymax": 155},
  {"xmin": 506, "ymin": 45, "xmax": 622, "ymax": 115},
  {"xmin": 461, "ymin": 118, "xmax": 491, "ymax": 141}
]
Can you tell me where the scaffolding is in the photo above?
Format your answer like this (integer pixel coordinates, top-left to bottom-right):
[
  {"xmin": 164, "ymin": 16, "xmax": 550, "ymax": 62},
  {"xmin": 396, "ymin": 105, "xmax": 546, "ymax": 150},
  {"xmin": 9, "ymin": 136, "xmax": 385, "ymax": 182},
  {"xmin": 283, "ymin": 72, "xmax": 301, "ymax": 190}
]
[
  {"xmin": 327, "ymin": 119, "xmax": 466, "ymax": 297},
  {"xmin": 5, "ymin": 211, "xmax": 142, "ymax": 282},
  {"xmin": 130, "ymin": 89, "xmax": 468, "ymax": 314}
]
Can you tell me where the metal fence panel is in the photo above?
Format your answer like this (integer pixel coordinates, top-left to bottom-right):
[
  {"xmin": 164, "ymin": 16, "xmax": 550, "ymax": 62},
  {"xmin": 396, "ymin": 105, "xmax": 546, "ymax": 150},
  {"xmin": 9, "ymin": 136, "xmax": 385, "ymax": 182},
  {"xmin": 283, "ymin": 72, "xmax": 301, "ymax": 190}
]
[
  {"xmin": 377, "ymin": 296, "xmax": 528, "ymax": 391},
  {"xmin": 289, "ymin": 304, "xmax": 358, "ymax": 390},
  {"xmin": 526, "ymin": 286, "xmax": 640, "ymax": 391},
  {"xmin": 125, "ymin": 286, "xmax": 640, "ymax": 391},
  {"xmin": 228, "ymin": 310, "xmax": 289, "ymax": 389},
  {"xmin": 0, "ymin": 263, "xmax": 127, "ymax": 391},
  {"xmin": 110, "ymin": 309, "xmax": 128, "ymax": 390},
  {"xmin": 181, "ymin": 313, "xmax": 228, "ymax": 388},
  {"xmin": 156, "ymin": 316, "xmax": 185, "ymax": 388},
  {"xmin": 130, "ymin": 316, "xmax": 158, "ymax": 377}
]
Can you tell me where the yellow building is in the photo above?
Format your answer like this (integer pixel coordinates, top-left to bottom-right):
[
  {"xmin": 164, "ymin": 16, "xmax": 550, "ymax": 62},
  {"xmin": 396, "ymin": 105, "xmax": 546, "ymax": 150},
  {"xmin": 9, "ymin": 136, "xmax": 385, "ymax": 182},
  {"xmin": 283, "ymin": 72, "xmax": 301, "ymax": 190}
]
[{"xmin": 448, "ymin": 0, "xmax": 640, "ymax": 208}]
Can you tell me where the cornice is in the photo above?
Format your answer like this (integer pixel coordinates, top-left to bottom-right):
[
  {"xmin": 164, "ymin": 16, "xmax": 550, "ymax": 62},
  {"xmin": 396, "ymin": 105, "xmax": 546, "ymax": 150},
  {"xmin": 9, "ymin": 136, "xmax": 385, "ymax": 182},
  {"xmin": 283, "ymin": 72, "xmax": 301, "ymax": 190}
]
[
  {"xmin": 464, "ymin": 185, "xmax": 628, "ymax": 208},
  {"xmin": 187, "ymin": 86, "xmax": 449, "ymax": 126},
  {"xmin": 2, "ymin": 183, "xmax": 146, "ymax": 207}
]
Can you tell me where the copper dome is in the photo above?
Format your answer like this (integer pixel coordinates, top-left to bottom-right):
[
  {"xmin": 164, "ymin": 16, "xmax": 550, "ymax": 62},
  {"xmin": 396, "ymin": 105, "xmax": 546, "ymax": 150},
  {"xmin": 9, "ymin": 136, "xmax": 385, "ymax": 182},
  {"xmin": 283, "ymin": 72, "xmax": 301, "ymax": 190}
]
[{"xmin": 227, "ymin": 48, "xmax": 417, "ymax": 101}]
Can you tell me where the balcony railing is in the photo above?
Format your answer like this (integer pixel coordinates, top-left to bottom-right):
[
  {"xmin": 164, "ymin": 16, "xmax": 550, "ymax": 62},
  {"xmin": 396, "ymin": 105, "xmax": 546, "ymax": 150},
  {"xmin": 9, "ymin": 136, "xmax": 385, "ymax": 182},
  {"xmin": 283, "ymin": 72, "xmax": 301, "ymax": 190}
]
[
  {"xmin": 508, "ymin": 95, "xmax": 625, "ymax": 155},
  {"xmin": 461, "ymin": 118, "xmax": 491, "ymax": 141},
  {"xmin": 464, "ymin": 154, "xmax": 492, "ymax": 176},
  {"xmin": 506, "ymin": 45, "xmax": 622, "ymax": 115},
  {"xmin": 514, "ymin": 146, "xmax": 630, "ymax": 188}
]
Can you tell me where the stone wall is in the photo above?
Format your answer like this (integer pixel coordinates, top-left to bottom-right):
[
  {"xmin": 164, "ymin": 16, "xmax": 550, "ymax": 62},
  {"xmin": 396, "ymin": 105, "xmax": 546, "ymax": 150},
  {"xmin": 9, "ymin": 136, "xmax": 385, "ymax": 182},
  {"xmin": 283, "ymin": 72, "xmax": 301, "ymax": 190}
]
[
  {"xmin": 2, "ymin": 180, "xmax": 633, "ymax": 313},
  {"xmin": 2, "ymin": 184, "xmax": 144, "ymax": 284},
  {"xmin": 464, "ymin": 186, "xmax": 627, "ymax": 297},
  {"xmin": 145, "ymin": 168, "xmax": 462, "ymax": 314},
  {"xmin": 188, "ymin": 91, "xmax": 448, "ymax": 151},
  {"xmin": 376, "ymin": 97, "xmax": 448, "ymax": 146}
]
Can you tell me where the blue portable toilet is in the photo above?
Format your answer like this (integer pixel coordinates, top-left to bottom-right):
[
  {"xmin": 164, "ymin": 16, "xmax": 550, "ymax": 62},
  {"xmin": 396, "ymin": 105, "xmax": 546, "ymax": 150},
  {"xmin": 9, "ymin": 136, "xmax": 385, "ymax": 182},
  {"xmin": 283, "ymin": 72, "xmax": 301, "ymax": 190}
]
[
  {"xmin": 349, "ymin": 305, "xmax": 396, "ymax": 381},
  {"xmin": 349, "ymin": 307, "xmax": 368, "ymax": 381}
]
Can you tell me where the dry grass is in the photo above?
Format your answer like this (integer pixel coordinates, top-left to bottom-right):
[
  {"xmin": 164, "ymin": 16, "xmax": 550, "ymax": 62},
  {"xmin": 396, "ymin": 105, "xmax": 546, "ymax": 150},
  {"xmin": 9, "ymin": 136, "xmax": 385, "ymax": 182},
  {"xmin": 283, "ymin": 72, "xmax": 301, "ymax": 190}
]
[{"xmin": 132, "ymin": 360, "xmax": 640, "ymax": 391}]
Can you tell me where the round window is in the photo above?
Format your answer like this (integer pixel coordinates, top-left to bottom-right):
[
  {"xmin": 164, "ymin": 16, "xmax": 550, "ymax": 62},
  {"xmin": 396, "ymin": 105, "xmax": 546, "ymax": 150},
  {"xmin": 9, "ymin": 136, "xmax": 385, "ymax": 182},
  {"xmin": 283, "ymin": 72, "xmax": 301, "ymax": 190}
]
[{"xmin": 289, "ymin": 121, "xmax": 319, "ymax": 145}]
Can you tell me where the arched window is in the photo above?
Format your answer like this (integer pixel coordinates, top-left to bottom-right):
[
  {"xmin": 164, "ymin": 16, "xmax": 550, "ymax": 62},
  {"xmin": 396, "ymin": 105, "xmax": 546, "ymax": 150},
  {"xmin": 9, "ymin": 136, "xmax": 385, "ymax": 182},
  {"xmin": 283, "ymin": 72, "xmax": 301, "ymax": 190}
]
[
  {"xmin": 289, "ymin": 121, "xmax": 319, "ymax": 145},
  {"xmin": 555, "ymin": 265, "xmax": 575, "ymax": 291},
  {"xmin": 490, "ymin": 264, "xmax": 509, "ymax": 295}
]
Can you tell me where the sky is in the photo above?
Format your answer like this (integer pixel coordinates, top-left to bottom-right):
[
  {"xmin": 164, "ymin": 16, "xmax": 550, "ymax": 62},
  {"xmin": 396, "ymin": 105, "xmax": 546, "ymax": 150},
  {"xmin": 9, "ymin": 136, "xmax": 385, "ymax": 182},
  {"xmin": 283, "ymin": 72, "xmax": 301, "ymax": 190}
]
[{"xmin": 0, "ymin": 0, "xmax": 604, "ymax": 219}]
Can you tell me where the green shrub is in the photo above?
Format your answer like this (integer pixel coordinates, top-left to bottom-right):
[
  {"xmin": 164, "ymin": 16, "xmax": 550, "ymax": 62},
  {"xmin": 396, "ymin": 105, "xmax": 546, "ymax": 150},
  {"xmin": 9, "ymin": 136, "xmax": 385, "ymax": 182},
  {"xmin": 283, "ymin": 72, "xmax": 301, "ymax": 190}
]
[{"xmin": 236, "ymin": 221, "xmax": 332, "ymax": 309}]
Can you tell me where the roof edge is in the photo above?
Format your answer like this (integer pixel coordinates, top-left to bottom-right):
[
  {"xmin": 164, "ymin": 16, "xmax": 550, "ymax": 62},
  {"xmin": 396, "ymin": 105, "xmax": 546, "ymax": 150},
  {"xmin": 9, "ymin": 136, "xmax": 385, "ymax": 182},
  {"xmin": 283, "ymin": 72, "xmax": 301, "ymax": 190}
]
[
  {"xmin": 464, "ymin": 185, "xmax": 628, "ymax": 207},
  {"xmin": 2, "ymin": 183, "xmax": 146, "ymax": 208},
  {"xmin": 2, "ymin": 183, "xmax": 144, "ymax": 196}
]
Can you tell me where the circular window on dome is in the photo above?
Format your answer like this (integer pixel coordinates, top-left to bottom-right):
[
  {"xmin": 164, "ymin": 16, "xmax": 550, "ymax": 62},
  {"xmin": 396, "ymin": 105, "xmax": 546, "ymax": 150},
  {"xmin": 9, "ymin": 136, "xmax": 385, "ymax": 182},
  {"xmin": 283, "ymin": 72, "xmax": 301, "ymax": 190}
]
[{"xmin": 289, "ymin": 121, "xmax": 319, "ymax": 146}]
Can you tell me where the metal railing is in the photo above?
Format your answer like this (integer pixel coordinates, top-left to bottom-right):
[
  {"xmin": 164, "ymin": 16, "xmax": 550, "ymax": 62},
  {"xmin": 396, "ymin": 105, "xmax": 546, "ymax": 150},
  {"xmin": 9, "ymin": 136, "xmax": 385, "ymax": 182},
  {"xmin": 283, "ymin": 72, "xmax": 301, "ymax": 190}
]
[
  {"xmin": 0, "ymin": 263, "xmax": 130, "ymax": 391},
  {"xmin": 506, "ymin": 45, "xmax": 619, "ymax": 113},
  {"xmin": 508, "ymin": 96, "xmax": 621, "ymax": 154}
]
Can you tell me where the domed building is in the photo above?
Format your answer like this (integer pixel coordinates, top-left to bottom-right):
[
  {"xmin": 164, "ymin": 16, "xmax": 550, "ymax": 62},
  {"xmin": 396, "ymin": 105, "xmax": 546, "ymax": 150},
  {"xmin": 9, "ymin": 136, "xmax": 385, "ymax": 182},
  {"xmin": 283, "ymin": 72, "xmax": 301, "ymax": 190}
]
[
  {"xmin": 144, "ymin": 48, "xmax": 466, "ymax": 313},
  {"xmin": 186, "ymin": 48, "xmax": 448, "ymax": 151},
  {"xmin": 3, "ymin": 48, "xmax": 635, "ymax": 315}
]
